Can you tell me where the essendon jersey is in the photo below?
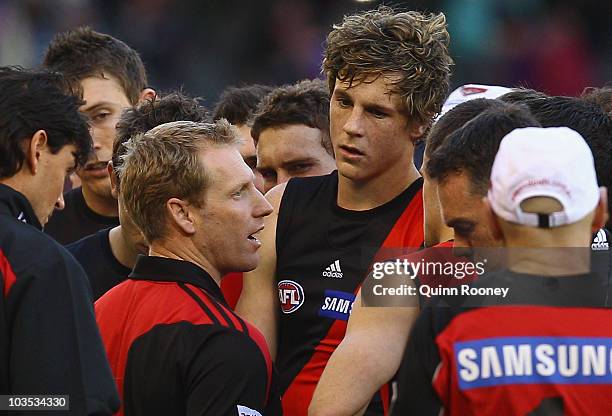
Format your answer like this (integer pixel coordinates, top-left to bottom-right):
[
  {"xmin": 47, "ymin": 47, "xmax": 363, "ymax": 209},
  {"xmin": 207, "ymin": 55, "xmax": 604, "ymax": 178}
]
[
  {"xmin": 275, "ymin": 171, "xmax": 424, "ymax": 415},
  {"xmin": 393, "ymin": 267, "xmax": 612, "ymax": 416},
  {"xmin": 96, "ymin": 255, "xmax": 281, "ymax": 416}
]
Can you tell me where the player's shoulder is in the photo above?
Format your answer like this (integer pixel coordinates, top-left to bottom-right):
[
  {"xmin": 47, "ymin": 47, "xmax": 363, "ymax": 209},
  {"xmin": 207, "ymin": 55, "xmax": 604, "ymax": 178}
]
[
  {"xmin": 2, "ymin": 216, "xmax": 85, "ymax": 280},
  {"xmin": 281, "ymin": 171, "xmax": 338, "ymax": 205},
  {"xmin": 67, "ymin": 228, "xmax": 108, "ymax": 258}
]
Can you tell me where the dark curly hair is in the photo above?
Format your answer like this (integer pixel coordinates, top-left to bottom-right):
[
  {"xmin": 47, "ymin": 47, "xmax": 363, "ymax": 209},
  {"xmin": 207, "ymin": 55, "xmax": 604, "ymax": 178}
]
[
  {"xmin": 323, "ymin": 6, "xmax": 453, "ymax": 123},
  {"xmin": 213, "ymin": 84, "xmax": 274, "ymax": 125},
  {"xmin": 113, "ymin": 91, "xmax": 208, "ymax": 186},
  {"xmin": 427, "ymin": 101, "xmax": 541, "ymax": 196},
  {"xmin": 0, "ymin": 66, "xmax": 92, "ymax": 178},
  {"xmin": 43, "ymin": 27, "xmax": 148, "ymax": 105},
  {"xmin": 251, "ymin": 78, "xmax": 332, "ymax": 155}
]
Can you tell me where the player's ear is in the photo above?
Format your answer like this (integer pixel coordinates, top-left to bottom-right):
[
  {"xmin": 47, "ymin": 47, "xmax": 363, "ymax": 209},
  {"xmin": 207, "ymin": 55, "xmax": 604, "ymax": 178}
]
[
  {"xmin": 108, "ymin": 161, "xmax": 119, "ymax": 200},
  {"xmin": 138, "ymin": 88, "xmax": 156, "ymax": 104},
  {"xmin": 483, "ymin": 196, "xmax": 503, "ymax": 241},
  {"xmin": 25, "ymin": 130, "xmax": 49, "ymax": 174},
  {"xmin": 407, "ymin": 120, "xmax": 429, "ymax": 142},
  {"xmin": 167, "ymin": 198, "xmax": 196, "ymax": 235},
  {"xmin": 592, "ymin": 187, "xmax": 608, "ymax": 233}
]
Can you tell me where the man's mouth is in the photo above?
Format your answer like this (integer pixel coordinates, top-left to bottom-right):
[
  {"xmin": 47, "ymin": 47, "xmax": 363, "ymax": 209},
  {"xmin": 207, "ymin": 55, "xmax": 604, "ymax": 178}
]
[
  {"xmin": 338, "ymin": 144, "xmax": 365, "ymax": 156},
  {"xmin": 84, "ymin": 161, "xmax": 109, "ymax": 171},
  {"xmin": 247, "ymin": 225, "xmax": 265, "ymax": 244},
  {"xmin": 247, "ymin": 234, "xmax": 261, "ymax": 244}
]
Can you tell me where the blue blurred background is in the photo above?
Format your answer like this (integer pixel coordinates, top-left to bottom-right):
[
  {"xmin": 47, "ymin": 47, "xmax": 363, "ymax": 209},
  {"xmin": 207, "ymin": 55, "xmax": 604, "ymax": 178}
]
[{"xmin": 1, "ymin": 0, "xmax": 610, "ymax": 106}]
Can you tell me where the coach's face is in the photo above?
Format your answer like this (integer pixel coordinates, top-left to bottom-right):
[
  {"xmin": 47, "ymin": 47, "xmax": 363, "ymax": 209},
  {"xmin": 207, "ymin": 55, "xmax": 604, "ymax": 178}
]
[
  {"xmin": 193, "ymin": 146, "xmax": 273, "ymax": 276},
  {"xmin": 78, "ymin": 74, "xmax": 132, "ymax": 200},
  {"xmin": 437, "ymin": 171, "xmax": 501, "ymax": 252},
  {"xmin": 329, "ymin": 75, "xmax": 421, "ymax": 184}
]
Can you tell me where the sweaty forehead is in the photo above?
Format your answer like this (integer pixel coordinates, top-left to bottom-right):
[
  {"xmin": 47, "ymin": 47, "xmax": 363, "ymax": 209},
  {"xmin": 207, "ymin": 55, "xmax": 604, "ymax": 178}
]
[
  {"xmin": 335, "ymin": 74, "xmax": 405, "ymax": 109},
  {"xmin": 257, "ymin": 126, "xmax": 325, "ymax": 166},
  {"xmin": 205, "ymin": 146, "xmax": 252, "ymax": 183},
  {"xmin": 79, "ymin": 74, "xmax": 131, "ymax": 109}
]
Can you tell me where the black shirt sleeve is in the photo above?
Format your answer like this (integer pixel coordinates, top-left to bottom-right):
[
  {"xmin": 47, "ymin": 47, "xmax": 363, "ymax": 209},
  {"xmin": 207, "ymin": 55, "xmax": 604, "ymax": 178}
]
[{"xmin": 5, "ymin": 243, "xmax": 119, "ymax": 415}]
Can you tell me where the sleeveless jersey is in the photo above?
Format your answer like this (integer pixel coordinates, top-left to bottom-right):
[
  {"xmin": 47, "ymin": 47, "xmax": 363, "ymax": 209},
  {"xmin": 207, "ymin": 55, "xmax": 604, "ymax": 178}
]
[{"xmin": 275, "ymin": 171, "xmax": 423, "ymax": 415}]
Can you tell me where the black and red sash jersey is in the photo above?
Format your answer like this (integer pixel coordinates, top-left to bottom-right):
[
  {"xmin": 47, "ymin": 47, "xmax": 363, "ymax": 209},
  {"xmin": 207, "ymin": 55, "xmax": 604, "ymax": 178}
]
[
  {"xmin": 393, "ymin": 267, "xmax": 612, "ymax": 416},
  {"xmin": 0, "ymin": 184, "xmax": 119, "ymax": 414},
  {"xmin": 95, "ymin": 255, "xmax": 281, "ymax": 416},
  {"xmin": 275, "ymin": 171, "xmax": 424, "ymax": 415}
]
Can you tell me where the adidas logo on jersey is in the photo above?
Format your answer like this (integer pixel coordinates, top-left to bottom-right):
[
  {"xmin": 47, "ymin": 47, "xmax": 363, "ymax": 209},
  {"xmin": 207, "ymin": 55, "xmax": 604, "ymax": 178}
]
[
  {"xmin": 592, "ymin": 229, "xmax": 609, "ymax": 251},
  {"xmin": 322, "ymin": 260, "xmax": 343, "ymax": 278}
]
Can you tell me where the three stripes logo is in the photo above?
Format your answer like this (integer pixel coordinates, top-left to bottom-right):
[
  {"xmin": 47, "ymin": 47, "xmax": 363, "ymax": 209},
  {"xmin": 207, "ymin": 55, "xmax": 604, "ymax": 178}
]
[
  {"xmin": 592, "ymin": 229, "xmax": 609, "ymax": 251},
  {"xmin": 322, "ymin": 260, "xmax": 343, "ymax": 278}
]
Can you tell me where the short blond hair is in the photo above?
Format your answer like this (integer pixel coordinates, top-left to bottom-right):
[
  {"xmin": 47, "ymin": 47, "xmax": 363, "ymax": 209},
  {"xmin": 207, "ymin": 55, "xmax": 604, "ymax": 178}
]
[
  {"xmin": 118, "ymin": 120, "xmax": 240, "ymax": 243},
  {"xmin": 323, "ymin": 6, "xmax": 453, "ymax": 123}
]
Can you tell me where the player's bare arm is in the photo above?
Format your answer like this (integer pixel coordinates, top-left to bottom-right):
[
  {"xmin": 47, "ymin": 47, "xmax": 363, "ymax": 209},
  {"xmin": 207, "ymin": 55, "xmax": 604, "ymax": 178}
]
[
  {"xmin": 309, "ymin": 282, "xmax": 419, "ymax": 416},
  {"xmin": 236, "ymin": 182, "xmax": 287, "ymax": 358}
]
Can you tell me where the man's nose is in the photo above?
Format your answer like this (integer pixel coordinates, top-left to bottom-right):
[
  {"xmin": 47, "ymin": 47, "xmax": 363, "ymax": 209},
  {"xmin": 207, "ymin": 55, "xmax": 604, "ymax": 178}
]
[
  {"xmin": 343, "ymin": 107, "xmax": 365, "ymax": 137},
  {"xmin": 255, "ymin": 191, "xmax": 274, "ymax": 218},
  {"xmin": 55, "ymin": 193, "xmax": 66, "ymax": 211}
]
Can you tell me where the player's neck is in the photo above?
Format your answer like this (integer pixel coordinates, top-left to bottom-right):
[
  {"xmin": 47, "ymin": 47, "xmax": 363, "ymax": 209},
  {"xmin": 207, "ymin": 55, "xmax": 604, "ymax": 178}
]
[
  {"xmin": 108, "ymin": 226, "xmax": 139, "ymax": 269},
  {"xmin": 149, "ymin": 238, "xmax": 222, "ymax": 285},
  {"xmin": 507, "ymin": 247, "xmax": 592, "ymax": 277},
  {"xmin": 81, "ymin": 184, "xmax": 118, "ymax": 217},
  {"xmin": 337, "ymin": 161, "xmax": 420, "ymax": 211}
]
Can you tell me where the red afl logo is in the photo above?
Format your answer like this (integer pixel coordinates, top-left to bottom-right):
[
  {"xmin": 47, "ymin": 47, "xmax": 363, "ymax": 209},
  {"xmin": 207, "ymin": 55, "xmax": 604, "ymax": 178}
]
[
  {"xmin": 278, "ymin": 280, "xmax": 305, "ymax": 314},
  {"xmin": 461, "ymin": 86, "xmax": 488, "ymax": 96}
]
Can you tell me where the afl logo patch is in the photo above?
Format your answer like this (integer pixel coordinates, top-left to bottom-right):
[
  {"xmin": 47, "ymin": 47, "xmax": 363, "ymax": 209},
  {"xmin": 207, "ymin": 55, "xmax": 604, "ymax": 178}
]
[{"xmin": 278, "ymin": 280, "xmax": 305, "ymax": 314}]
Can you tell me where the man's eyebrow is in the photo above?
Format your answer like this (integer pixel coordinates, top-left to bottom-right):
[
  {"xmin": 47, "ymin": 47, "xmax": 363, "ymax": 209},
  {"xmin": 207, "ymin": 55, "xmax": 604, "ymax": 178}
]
[
  {"xmin": 333, "ymin": 89, "xmax": 352, "ymax": 99},
  {"xmin": 282, "ymin": 157, "xmax": 317, "ymax": 168},
  {"xmin": 80, "ymin": 101, "xmax": 116, "ymax": 112}
]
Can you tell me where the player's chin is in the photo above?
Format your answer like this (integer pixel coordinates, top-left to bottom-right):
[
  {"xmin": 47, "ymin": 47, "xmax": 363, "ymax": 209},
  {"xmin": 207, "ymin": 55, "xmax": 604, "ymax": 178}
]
[
  {"xmin": 232, "ymin": 253, "xmax": 260, "ymax": 273},
  {"xmin": 337, "ymin": 162, "xmax": 369, "ymax": 181},
  {"xmin": 81, "ymin": 178, "xmax": 113, "ymax": 198}
]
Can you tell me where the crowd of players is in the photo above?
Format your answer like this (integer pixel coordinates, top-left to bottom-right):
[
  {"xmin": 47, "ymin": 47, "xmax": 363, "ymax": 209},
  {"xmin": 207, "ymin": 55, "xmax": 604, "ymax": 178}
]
[{"xmin": 1, "ymin": 5, "xmax": 611, "ymax": 416}]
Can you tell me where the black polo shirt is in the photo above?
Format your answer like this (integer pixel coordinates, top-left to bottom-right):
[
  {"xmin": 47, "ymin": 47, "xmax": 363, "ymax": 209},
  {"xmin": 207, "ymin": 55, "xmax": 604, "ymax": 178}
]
[{"xmin": 95, "ymin": 255, "xmax": 281, "ymax": 416}]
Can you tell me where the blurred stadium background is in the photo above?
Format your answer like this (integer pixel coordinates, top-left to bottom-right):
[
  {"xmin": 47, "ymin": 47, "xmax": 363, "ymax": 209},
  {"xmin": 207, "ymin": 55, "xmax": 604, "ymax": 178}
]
[{"xmin": 1, "ymin": 0, "xmax": 610, "ymax": 106}]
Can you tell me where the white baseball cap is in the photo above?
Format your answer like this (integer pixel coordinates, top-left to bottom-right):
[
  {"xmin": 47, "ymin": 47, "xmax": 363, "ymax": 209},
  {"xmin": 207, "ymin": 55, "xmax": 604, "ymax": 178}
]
[
  {"xmin": 488, "ymin": 127, "xmax": 600, "ymax": 228},
  {"xmin": 438, "ymin": 84, "xmax": 513, "ymax": 120}
]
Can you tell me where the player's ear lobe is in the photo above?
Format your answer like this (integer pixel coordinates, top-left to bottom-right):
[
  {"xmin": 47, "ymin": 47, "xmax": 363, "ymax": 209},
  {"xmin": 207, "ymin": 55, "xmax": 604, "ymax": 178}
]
[
  {"xmin": 167, "ymin": 198, "xmax": 195, "ymax": 235},
  {"xmin": 591, "ymin": 187, "xmax": 608, "ymax": 233},
  {"xmin": 407, "ymin": 121, "xmax": 428, "ymax": 141},
  {"xmin": 138, "ymin": 88, "xmax": 156, "ymax": 104},
  {"xmin": 108, "ymin": 161, "xmax": 119, "ymax": 200},
  {"xmin": 26, "ymin": 130, "xmax": 49, "ymax": 174},
  {"xmin": 483, "ymin": 196, "xmax": 503, "ymax": 241}
]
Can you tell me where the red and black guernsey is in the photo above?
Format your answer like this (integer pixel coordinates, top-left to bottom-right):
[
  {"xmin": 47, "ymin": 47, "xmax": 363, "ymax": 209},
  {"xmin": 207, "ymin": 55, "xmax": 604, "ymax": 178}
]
[
  {"xmin": 275, "ymin": 171, "xmax": 424, "ymax": 415},
  {"xmin": 95, "ymin": 255, "xmax": 281, "ymax": 416},
  {"xmin": 0, "ymin": 184, "xmax": 119, "ymax": 414},
  {"xmin": 393, "ymin": 268, "xmax": 612, "ymax": 416}
]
